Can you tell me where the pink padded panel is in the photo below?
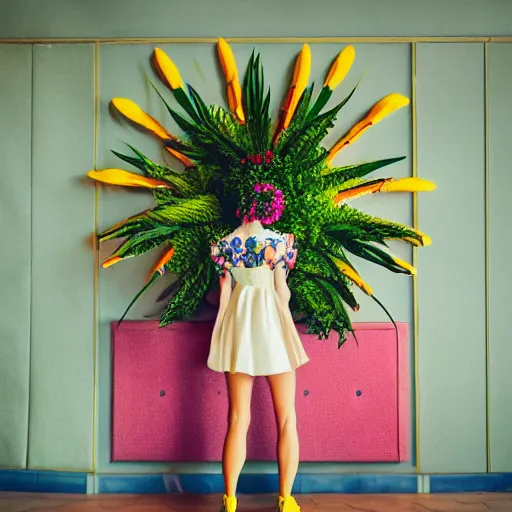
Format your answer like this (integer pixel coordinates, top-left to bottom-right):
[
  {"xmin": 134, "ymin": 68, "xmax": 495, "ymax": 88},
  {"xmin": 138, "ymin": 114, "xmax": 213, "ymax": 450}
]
[{"xmin": 111, "ymin": 321, "xmax": 410, "ymax": 462}]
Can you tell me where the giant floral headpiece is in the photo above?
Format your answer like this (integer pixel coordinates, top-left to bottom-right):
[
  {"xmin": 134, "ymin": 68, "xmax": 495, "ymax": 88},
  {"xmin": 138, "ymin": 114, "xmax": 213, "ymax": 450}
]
[{"xmin": 88, "ymin": 39, "xmax": 435, "ymax": 346}]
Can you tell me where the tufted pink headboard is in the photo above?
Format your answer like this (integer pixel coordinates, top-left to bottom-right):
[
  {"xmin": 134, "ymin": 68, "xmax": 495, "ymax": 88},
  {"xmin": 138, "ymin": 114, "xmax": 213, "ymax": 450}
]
[{"xmin": 111, "ymin": 321, "xmax": 410, "ymax": 462}]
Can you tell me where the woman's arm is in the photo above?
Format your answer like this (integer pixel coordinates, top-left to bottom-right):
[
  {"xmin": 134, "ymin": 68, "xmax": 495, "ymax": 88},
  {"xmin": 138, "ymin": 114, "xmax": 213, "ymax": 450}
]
[
  {"xmin": 273, "ymin": 263, "xmax": 292, "ymax": 306},
  {"xmin": 217, "ymin": 270, "xmax": 233, "ymax": 319}
]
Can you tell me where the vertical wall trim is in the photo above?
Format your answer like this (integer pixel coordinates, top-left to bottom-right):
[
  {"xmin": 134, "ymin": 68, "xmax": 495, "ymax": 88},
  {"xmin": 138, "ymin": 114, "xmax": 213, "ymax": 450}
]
[
  {"xmin": 26, "ymin": 43, "xmax": 34, "ymax": 468},
  {"xmin": 484, "ymin": 41, "xmax": 491, "ymax": 474},
  {"xmin": 411, "ymin": 41, "xmax": 420, "ymax": 473},
  {"xmin": 92, "ymin": 42, "xmax": 100, "ymax": 473}
]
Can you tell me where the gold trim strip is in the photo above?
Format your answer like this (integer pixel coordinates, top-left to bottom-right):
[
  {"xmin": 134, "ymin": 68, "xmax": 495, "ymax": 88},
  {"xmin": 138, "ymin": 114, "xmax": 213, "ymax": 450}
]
[
  {"xmin": 92, "ymin": 42, "xmax": 100, "ymax": 473},
  {"xmin": 26, "ymin": 43, "xmax": 35, "ymax": 470},
  {"xmin": 2, "ymin": 36, "xmax": 512, "ymax": 45},
  {"xmin": 411, "ymin": 42, "xmax": 421, "ymax": 473},
  {"xmin": 484, "ymin": 41, "xmax": 491, "ymax": 473}
]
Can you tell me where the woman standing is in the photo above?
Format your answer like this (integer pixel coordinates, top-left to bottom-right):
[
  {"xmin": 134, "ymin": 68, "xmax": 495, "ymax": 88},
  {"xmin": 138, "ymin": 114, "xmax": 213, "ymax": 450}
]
[{"xmin": 209, "ymin": 184, "xmax": 309, "ymax": 512}]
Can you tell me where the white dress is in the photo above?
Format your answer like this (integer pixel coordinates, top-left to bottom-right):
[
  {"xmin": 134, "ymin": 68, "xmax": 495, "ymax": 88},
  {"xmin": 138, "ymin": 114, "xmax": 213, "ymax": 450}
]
[{"xmin": 207, "ymin": 229, "xmax": 309, "ymax": 376}]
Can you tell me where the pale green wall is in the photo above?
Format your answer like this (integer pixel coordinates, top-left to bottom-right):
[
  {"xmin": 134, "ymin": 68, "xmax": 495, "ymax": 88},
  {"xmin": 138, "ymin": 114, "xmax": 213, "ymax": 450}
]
[
  {"xmin": 1, "ymin": 0, "xmax": 512, "ymax": 38},
  {"xmin": 416, "ymin": 43, "xmax": 487, "ymax": 473},
  {"xmin": 28, "ymin": 44, "xmax": 95, "ymax": 471},
  {"xmin": 0, "ymin": 45, "xmax": 32, "ymax": 469},
  {"xmin": 488, "ymin": 43, "xmax": 512, "ymax": 473},
  {"xmin": 1, "ymin": 0, "xmax": 511, "ymax": 476}
]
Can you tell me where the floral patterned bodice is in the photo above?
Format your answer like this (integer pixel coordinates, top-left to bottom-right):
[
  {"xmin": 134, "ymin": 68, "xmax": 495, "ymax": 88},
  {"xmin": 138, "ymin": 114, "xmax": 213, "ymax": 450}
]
[{"xmin": 211, "ymin": 230, "xmax": 297, "ymax": 273}]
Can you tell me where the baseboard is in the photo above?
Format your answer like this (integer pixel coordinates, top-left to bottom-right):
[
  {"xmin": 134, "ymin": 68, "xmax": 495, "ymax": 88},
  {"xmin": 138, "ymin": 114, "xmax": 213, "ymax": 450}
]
[
  {"xmin": 429, "ymin": 473, "xmax": 512, "ymax": 493},
  {"xmin": 2, "ymin": 470, "xmax": 512, "ymax": 494},
  {"xmin": 96, "ymin": 473, "xmax": 418, "ymax": 494},
  {"xmin": 0, "ymin": 469, "xmax": 87, "ymax": 493}
]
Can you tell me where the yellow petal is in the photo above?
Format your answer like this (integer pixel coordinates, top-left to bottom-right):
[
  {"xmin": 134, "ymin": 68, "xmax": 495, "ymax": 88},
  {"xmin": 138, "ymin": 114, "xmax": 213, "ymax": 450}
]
[
  {"xmin": 102, "ymin": 256, "xmax": 122, "ymax": 269},
  {"xmin": 112, "ymin": 98, "xmax": 171, "ymax": 140},
  {"xmin": 112, "ymin": 98, "xmax": 194, "ymax": 168},
  {"xmin": 164, "ymin": 147, "xmax": 195, "ymax": 168},
  {"xmin": 148, "ymin": 247, "xmax": 175, "ymax": 280},
  {"xmin": 333, "ymin": 179, "xmax": 390, "ymax": 204},
  {"xmin": 402, "ymin": 232, "xmax": 432, "ymax": 247},
  {"xmin": 418, "ymin": 231, "xmax": 432, "ymax": 246},
  {"xmin": 380, "ymin": 177, "xmax": 437, "ymax": 193},
  {"xmin": 392, "ymin": 256, "xmax": 417, "ymax": 275},
  {"xmin": 368, "ymin": 93, "xmax": 410, "ymax": 124},
  {"xmin": 283, "ymin": 44, "xmax": 311, "ymax": 129},
  {"xmin": 410, "ymin": 230, "xmax": 432, "ymax": 247},
  {"xmin": 87, "ymin": 169, "xmax": 171, "ymax": 189},
  {"xmin": 217, "ymin": 38, "xmax": 245, "ymax": 123},
  {"xmin": 324, "ymin": 45, "xmax": 355, "ymax": 90},
  {"xmin": 333, "ymin": 258, "xmax": 373, "ymax": 296},
  {"xmin": 217, "ymin": 38, "xmax": 238, "ymax": 83},
  {"xmin": 328, "ymin": 93, "xmax": 410, "ymax": 162},
  {"xmin": 229, "ymin": 80, "xmax": 245, "ymax": 123},
  {"xmin": 153, "ymin": 48, "xmax": 184, "ymax": 90}
]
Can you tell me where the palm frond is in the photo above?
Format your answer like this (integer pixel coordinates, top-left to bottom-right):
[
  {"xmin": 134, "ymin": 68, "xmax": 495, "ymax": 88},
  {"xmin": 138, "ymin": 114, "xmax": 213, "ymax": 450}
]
[
  {"xmin": 106, "ymin": 226, "xmax": 181, "ymax": 262},
  {"xmin": 320, "ymin": 156, "xmax": 406, "ymax": 191}
]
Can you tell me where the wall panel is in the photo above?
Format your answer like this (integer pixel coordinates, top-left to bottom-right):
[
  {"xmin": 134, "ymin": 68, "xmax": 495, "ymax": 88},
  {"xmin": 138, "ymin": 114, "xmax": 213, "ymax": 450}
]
[
  {"xmin": 416, "ymin": 43, "xmax": 486, "ymax": 473},
  {"xmin": 487, "ymin": 42, "xmax": 512, "ymax": 473},
  {"xmin": 0, "ymin": 44, "xmax": 32, "ymax": 468},
  {"xmin": 28, "ymin": 44, "xmax": 95, "ymax": 470}
]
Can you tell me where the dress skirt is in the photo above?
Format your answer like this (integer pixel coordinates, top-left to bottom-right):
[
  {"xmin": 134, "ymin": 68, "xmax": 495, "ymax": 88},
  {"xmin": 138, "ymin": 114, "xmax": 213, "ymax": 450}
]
[{"xmin": 207, "ymin": 265, "xmax": 309, "ymax": 376}]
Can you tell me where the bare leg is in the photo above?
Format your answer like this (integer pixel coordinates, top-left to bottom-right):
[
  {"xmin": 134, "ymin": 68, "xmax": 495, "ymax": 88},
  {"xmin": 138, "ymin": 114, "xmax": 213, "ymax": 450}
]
[
  {"xmin": 222, "ymin": 372, "xmax": 254, "ymax": 497},
  {"xmin": 267, "ymin": 371, "xmax": 299, "ymax": 498}
]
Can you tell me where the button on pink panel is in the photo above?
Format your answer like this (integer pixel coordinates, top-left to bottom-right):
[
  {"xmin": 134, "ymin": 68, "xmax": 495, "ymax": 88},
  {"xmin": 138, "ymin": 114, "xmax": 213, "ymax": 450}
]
[{"xmin": 111, "ymin": 321, "xmax": 410, "ymax": 462}]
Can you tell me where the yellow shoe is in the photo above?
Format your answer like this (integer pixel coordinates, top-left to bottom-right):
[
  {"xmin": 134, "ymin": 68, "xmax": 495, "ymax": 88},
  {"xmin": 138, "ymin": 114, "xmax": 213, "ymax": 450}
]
[
  {"xmin": 278, "ymin": 495, "xmax": 301, "ymax": 512},
  {"xmin": 222, "ymin": 494, "xmax": 237, "ymax": 512}
]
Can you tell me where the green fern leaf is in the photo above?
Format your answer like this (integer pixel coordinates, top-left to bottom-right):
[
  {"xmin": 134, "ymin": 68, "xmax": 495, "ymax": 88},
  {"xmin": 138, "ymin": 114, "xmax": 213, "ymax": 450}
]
[
  {"xmin": 148, "ymin": 195, "xmax": 222, "ymax": 225},
  {"xmin": 159, "ymin": 263, "xmax": 214, "ymax": 325}
]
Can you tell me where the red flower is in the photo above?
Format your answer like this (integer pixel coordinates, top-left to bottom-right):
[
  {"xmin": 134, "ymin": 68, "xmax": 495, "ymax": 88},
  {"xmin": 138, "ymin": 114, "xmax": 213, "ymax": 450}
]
[
  {"xmin": 255, "ymin": 154, "xmax": 263, "ymax": 165},
  {"xmin": 241, "ymin": 158, "xmax": 247, "ymax": 164}
]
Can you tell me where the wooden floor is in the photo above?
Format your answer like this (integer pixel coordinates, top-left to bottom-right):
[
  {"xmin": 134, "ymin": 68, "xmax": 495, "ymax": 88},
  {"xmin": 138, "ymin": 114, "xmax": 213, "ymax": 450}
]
[{"xmin": 1, "ymin": 493, "xmax": 511, "ymax": 512}]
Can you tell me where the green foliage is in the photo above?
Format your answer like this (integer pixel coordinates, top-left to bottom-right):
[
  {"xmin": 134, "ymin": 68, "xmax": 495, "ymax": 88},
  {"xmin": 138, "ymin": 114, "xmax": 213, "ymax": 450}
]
[
  {"xmin": 98, "ymin": 212, "xmax": 154, "ymax": 242},
  {"xmin": 327, "ymin": 206, "xmax": 421, "ymax": 245},
  {"xmin": 147, "ymin": 195, "xmax": 222, "ymax": 225},
  {"xmin": 99, "ymin": 46, "xmax": 420, "ymax": 344},
  {"xmin": 109, "ymin": 225, "xmax": 182, "ymax": 261},
  {"xmin": 273, "ymin": 86, "xmax": 314, "ymax": 151},
  {"xmin": 160, "ymin": 263, "xmax": 214, "ymax": 325},
  {"xmin": 242, "ymin": 51, "xmax": 272, "ymax": 154},
  {"xmin": 320, "ymin": 157, "xmax": 406, "ymax": 194}
]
